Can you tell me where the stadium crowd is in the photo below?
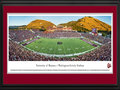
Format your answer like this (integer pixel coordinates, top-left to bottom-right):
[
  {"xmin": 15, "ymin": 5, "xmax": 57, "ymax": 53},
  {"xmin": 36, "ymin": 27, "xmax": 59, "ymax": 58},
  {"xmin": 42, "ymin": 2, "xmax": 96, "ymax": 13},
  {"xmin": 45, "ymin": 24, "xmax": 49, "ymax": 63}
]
[
  {"xmin": 33, "ymin": 30, "xmax": 81, "ymax": 38},
  {"xmin": 9, "ymin": 30, "xmax": 37, "ymax": 42},
  {"xmin": 9, "ymin": 40, "xmax": 111, "ymax": 61},
  {"xmin": 9, "ymin": 30, "xmax": 81, "ymax": 43},
  {"xmin": 76, "ymin": 42, "xmax": 111, "ymax": 61},
  {"xmin": 9, "ymin": 30, "xmax": 110, "ymax": 44},
  {"xmin": 81, "ymin": 33, "xmax": 111, "ymax": 44},
  {"xmin": 9, "ymin": 29, "xmax": 111, "ymax": 61}
]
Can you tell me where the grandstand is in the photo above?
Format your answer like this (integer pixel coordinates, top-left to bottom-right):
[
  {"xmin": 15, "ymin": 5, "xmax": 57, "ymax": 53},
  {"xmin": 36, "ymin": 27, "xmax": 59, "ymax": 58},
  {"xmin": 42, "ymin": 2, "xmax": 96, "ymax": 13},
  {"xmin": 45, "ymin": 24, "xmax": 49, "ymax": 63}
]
[{"xmin": 9, "ymin": 29, "xmax": 111, "ymax": 61}]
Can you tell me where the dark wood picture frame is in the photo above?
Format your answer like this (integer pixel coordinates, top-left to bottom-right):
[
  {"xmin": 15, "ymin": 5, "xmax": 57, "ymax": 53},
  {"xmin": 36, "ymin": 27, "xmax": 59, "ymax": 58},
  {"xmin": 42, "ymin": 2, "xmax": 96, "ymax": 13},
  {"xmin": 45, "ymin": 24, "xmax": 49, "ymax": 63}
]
[{"xmin": 0, "ymin": 0, "xmax": 120, "ymax": 90}]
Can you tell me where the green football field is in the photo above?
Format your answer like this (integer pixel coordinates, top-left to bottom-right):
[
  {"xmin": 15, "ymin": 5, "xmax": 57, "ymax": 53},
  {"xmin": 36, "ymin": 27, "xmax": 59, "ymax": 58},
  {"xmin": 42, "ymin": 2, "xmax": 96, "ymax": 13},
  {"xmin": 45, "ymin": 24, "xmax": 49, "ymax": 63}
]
[{"xmin": 25, "ymin": 38, "xmax": 96, "ymax": 56}]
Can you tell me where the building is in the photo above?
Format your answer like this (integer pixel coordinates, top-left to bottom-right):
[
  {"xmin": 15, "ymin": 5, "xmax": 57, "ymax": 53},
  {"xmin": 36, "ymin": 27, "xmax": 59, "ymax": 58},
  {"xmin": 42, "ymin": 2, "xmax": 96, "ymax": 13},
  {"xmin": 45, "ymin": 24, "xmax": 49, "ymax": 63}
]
[
  {"xmin": 56, "ymin": 25, "xmax": 64, "ymax": 30},
  {"xmin": 67, "ymin": 26, "xmax": 72, "ymax": 30},
  {"xmin": 47, "ymin": 25, "xmax": 73, "ymax": 31}
]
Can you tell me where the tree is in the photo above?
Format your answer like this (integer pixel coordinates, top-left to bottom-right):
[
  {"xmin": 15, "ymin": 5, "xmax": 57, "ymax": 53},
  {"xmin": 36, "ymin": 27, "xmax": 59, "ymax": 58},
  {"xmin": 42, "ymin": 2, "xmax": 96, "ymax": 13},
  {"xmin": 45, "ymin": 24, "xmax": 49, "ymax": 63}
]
[
  {"xmin": 39, "ymin": 26, "xmax": 46, "ymax": 31},
  {"xmin": 102, "ymin": 32, "xmax": 107, "ymax": 36}
]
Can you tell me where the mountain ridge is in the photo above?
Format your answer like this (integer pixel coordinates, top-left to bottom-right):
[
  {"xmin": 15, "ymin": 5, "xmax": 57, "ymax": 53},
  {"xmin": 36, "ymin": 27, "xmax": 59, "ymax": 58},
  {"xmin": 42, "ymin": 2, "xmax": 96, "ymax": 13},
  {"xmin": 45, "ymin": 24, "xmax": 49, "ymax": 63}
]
[
  {"xmin": 26, "ymin": 19, "xmax": 55, "ymax": 30},
  {"xmin": 59, "ymin": 16, "xmax": 111, "ymax": 32},
  {"xmin": 10, "ymin": 17, "xmax": 111, "ymax": 32}
]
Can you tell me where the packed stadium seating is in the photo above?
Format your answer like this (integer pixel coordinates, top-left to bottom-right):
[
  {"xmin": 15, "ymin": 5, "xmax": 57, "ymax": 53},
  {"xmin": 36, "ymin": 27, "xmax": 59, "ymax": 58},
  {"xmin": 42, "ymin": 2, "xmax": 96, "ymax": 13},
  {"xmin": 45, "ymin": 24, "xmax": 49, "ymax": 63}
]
[
  {"xmin": 9, "ymin": 30, "xmax": 37, "ymax": 42},
  {"xmin": 9, "ymin": 29, "xmax": 111, "ymax": 61},
  {"xmin": 33, "ymin": 30, "xmax": 81, "ymax": 38},
  {"xmin": 81, "ymin": 33, "xmax": 111, "ymax": 44}
]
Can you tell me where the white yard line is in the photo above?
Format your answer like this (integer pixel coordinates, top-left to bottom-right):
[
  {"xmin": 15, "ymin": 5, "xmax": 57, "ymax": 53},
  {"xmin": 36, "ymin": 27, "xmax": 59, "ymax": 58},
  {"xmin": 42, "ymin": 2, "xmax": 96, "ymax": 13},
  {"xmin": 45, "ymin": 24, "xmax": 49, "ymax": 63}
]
[
  {"xmin": 24, "ymin": 46, "xmax": 98, "ymax": 57},
  {"xmin": 13, "ymin": 37, "xmax": 101, "ymax": 57}
]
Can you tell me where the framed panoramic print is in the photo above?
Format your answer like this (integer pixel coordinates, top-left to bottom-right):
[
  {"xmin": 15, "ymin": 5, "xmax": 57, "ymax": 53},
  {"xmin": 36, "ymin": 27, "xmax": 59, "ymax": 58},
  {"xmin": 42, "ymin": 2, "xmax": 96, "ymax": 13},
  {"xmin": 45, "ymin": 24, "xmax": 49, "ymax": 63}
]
[{"xmin": 0, "ymin": 0, "xmax": 120, "ymax": 90}]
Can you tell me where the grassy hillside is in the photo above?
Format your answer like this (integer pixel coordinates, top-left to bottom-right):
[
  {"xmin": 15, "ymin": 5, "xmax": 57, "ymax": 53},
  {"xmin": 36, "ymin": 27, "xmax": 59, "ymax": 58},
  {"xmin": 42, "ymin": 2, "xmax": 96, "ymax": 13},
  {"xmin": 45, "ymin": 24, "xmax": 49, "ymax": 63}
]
[
  {"xmin": 59, "ymin": 16, "xmax": 111, "ymax": 32},
  {"xmin": 26, "ymin": 19, "xmax": 55, "ymax": 30}
]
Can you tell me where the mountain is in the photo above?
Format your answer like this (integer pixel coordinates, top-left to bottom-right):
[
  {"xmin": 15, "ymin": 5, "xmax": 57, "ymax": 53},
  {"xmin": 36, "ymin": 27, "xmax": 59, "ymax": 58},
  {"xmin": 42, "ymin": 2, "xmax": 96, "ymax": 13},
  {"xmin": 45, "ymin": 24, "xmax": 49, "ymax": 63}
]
[
  {"xmin": 26, "ymin": 19, "xmax": 55, "ymax": 30},
  {"xmin": 9, "ymin": 25, "xmax": 26, "ymax": 30},
  {"xmin": 9, "ymin": 26, "xmax": 20, "ymax": 29},
  {"xmin": 59, "ymin": 16, "xmax": 111, "ymax": 32}
]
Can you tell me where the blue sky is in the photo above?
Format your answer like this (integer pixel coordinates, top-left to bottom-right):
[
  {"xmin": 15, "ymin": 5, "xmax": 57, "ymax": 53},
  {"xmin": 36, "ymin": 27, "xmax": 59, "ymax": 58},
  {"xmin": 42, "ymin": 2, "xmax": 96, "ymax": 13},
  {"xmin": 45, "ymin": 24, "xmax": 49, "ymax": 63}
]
[{"xmin": 9, "ymin": 16, "xmax": 111, "ymax": 26}]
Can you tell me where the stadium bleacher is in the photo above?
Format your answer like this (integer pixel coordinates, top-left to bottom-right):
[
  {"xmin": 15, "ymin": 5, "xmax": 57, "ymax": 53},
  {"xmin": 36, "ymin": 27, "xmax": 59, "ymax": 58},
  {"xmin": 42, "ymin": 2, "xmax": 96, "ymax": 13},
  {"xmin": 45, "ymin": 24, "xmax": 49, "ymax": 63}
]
[{"xmin": 9, "ymin": 30, "xmax": 111, "ymax": 61}]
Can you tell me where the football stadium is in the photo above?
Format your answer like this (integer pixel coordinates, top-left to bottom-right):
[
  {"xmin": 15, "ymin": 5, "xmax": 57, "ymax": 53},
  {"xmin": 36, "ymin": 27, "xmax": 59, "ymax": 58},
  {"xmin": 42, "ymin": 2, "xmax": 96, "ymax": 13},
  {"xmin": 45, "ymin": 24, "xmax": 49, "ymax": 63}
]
[{"xmin": 9, "ymin": 16, "xmax": 111, "ymax": 61}]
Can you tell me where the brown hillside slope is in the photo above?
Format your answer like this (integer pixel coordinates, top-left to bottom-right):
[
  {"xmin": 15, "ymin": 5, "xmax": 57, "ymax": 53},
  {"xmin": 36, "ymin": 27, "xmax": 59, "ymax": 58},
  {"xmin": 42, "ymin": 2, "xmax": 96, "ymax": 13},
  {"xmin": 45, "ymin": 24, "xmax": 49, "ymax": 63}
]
[
  {"xmin": 60, "ymin": 16, "xmax": 111, "ymax": 31},
  {"xmin": 26, "ymin": 19, "xmax": 55, "ymax": 30}
]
